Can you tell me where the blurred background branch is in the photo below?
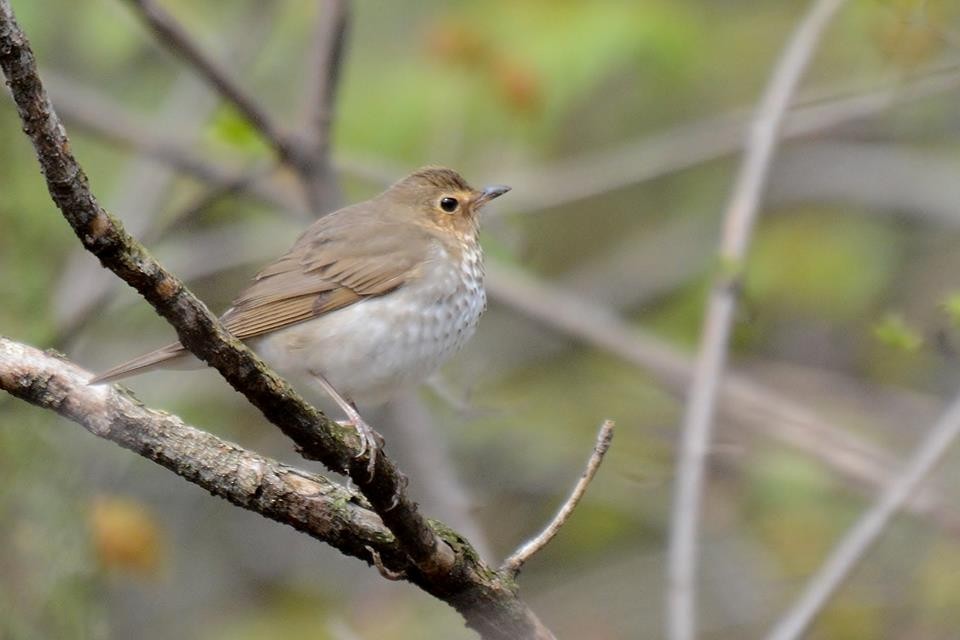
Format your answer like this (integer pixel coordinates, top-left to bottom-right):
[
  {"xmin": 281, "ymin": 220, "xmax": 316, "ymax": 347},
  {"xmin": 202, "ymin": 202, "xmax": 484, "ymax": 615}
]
[{"xmin": 669, "ymin": 3, "xmax": 847, "ymax": 639}]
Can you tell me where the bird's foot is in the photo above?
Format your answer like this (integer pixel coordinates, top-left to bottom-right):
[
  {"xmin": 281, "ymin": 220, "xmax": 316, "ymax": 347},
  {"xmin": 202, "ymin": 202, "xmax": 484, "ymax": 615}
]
[
  {"xmin": 309, "ymin": 370, "xmax": 382, "ymax": 481},
  {"xmin": 336, "ymin": 417, "xmax": 381, "ymax": 479}
]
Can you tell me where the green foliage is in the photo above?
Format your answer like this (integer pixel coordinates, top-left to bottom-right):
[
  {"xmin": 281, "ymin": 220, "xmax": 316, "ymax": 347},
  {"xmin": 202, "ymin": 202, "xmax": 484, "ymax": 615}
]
[
  {"xmin": 745, "ymin": 210, "xmax": 900, "ymax": 321},
  {"xmin": 872, "ymin": 312, "xmax": 924, "ymax": 353},
  {"xmin": 206, "ymin": 105, "xmax": 270, "ymax": 155},
  {"xmin": 939, "ymin": 292, "xmax": 960, "ymax": 328}
]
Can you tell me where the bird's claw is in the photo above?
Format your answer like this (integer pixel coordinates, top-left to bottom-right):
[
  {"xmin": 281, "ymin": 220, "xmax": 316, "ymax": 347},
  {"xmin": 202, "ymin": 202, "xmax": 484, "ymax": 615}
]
[{"xmin": 337, "ymin": 418, "xmax": 380, "ymax": 480}]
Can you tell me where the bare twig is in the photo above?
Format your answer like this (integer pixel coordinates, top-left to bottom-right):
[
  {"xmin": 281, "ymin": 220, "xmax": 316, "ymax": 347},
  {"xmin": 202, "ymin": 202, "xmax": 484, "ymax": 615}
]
[
  {"xmin": 765, "ymin": 392, "xmax": 960, "ymax": 640},
  {"xmin": 121, "ymin": 0, "xmax": 303, "ymax": 165},
  {"xmin": 44, "ymin": 69, "xmax": 302, "ymax": 213},
  {"xmin": 482, "ymin": 262, "xmax": 960, "ymax": 533},
  {"xmin": 501, "ymin": 420, "xmax": 615, "ymax": 578},
  {"xmin": 366, "ymin": 545, "xmax": 407, "ymax": 581},
  {"xmin": 667, "ymin": 2, "xmax": 847, "ymax": 638},
  {"xmin": 301, "ymin": 0, "xmax": 350, "ymax": 213},
  {"xmin": 500, "ymin": 62, "xmax": 960, "ymax": 215}
]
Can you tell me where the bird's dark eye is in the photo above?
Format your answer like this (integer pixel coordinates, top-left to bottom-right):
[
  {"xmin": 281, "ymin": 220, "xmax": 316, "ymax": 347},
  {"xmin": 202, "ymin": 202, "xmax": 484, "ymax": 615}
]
[{"xmin": 440, "ymin": 197, "xmax": 459, "ymax": 213}]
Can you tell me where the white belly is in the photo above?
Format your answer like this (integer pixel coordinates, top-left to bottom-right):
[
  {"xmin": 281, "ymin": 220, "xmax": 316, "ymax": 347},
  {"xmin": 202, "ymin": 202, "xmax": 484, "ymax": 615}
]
[{"xmin": 250, "ymin": 245, "xmax": 485, "ymax": 407}]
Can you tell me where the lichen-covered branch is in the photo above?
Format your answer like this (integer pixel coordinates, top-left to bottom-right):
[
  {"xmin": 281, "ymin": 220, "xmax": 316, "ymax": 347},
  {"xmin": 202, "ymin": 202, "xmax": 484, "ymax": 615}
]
[
  {"xmin": 0, "ymin": 3, "xmax": 556, "ymax": 636},
  {"xmin": 0, "ymin": 0, "xmax": 449, "ymax": 580},
  {"xmin": 0, "ymin": 337, "xmax": 555, "ymax": 639},
  {"xmin": 0, "ymin": 337, "xmax": 403, "ymax": 570}
]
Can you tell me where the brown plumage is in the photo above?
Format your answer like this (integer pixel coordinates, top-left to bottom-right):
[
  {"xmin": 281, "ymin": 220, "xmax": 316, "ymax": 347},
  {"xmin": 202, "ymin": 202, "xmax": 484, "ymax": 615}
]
[{"xmin": 90, "ymin": 167, "xmax": 510, "ymax": 388}]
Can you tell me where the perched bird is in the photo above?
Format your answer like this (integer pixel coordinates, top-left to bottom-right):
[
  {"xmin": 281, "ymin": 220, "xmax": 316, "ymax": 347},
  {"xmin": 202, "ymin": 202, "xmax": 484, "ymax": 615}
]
[{"xmin": 91, "ymin": 166, "xmax": 510, "ymax": 469}]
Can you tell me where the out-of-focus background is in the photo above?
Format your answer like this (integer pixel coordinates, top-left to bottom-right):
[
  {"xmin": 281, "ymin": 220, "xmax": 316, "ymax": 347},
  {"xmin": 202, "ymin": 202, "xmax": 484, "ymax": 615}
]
[{"xmin": 2, "ymin": 0, "xmax": 960, "ymax": 638}]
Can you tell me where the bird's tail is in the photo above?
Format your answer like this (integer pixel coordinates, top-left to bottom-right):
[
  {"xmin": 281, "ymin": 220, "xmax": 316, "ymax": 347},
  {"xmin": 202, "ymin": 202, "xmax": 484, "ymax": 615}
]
[{"xmin": 88, "ymin": 342, "xmax": 187, "ymax": 384}]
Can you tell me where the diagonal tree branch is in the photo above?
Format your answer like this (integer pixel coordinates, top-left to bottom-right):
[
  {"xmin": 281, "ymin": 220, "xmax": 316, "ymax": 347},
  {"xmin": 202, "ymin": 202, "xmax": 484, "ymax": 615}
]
[
  {"xmin": 0, "ymin": 337, "xmax": 405, "ymax": 573},
  {"xmin": 120, "ymin": 0, "xmax": 304, "ymax": 166},
  {"xmin": 483, "ymin": 262, "xmax": 960, "ymax": 534},
  {"xmin": 0, "ymin": 336, "xmax": 555, "ymax": 639},
  {"xmin": 0, "ymin": 0, "xmax": 448, "ymax": 578},
  {"xmin": 301, "ymin": 0, "xmax": 350, "ymax": 213},
  {"xmin": 765, "ymin": 390, "xmax": 960, "ymax": 640},
  {"xmin": 44, "ymin": 68, "xmax": 303, "ymax": 213},
  {"xmin": 0, "ymin": 5, "xmax": 556, "ymax": 637},
  {"xmin": 121, "ymin": 0, "xmax": 346, "ymax": 215},
  {"xmin": 667, "ymin": 2, "xmax": 847, "ymax": 638}
]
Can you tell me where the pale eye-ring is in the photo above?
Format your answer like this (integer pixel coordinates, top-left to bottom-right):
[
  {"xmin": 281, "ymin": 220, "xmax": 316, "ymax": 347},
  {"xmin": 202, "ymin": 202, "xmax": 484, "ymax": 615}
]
[{"xmin": 440, "ymin": 196, "xmax": 459, "ymax": 213}]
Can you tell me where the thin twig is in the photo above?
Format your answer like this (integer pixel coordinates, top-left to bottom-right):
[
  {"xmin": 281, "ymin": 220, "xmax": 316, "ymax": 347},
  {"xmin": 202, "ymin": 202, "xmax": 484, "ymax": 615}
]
[
  {"xmin": 44, "ymin": 69, "xmax": 302, "ymax": 212},
  {"xmin": 301, "ymin": 0, "xmax": 350, "ymax": 213},
  {"xmin": 482, "ymin": 261, "xmax": 960, "ymax": 535},
  {"xmin": 666, "ymin": 2, "xmax": 847, "ymax": 638},
  {"xmin": 121, "ymin": 0, "xmax": 304, "ymax": 165},
  {"xmin": 366, "ymin": 545, "xmax": 407, "ymax": 581},
  {"xmin": 500, "ymin": 62, "xmax": 960, "ymax": 215},
  {"xmin": 501, "ymin": 420, "xmax": 615, "ymax": 578},
  {"xmin": 765, "ymin": 391, "xmax": 960, "ymax": 640}
]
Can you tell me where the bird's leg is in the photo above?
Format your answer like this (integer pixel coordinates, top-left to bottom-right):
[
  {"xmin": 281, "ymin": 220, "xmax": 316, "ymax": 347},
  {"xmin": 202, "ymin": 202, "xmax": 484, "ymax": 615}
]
[{"xmin": 310, "ymin": 370, "xmax": 380, "ymax": 478}]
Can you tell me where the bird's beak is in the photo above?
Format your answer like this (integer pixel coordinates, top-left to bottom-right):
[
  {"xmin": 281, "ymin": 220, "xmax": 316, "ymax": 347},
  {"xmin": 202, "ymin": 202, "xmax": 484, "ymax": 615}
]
[{"xmin": 474, "ymin": 184, "xmax": 511, "ymax": 208}]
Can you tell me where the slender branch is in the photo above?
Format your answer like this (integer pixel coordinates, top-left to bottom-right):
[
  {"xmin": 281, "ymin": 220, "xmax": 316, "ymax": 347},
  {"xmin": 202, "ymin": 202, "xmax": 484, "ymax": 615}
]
[
  {"xmin": 667, "ymin": 2, "xmax": 847, "ymax": 638},
  {"xmin": 301, "ymin": 0, "xmax": 350, "ymax": 213},
  {"xmin": 0, "ymin": 0, "xmax": 450, "ymax": 582},
  {"xmin": 50, "ymin": 163, "xmax": 279, "ymax": 348},
  {"xmin": 44, "ymin": 69, "xmax": 302, "ymax": 213},
  {"xmin": 36, "ymin": 61, "xmax": 960, "ymax": 223},
  {"xmin": 499, "ymin": 62, "xmax": 960, "ymax": 215},
  {"xmin": 765, "ymin": 391, "xmax": 960, "ymax": 640},
  {"xmin": 121, "ymin": 0, "xmax": 304, "ymax": 166},
  {"xmin": 483, "ymin": 262, "xmax": 960, "ymax": 534},
  {"xmin": 501, "ymin": 420, "xmax": 615, "ymax": 578},
  {"xmin": 0, "ymin": 338, "xmax": 404, "ymax": 571}
]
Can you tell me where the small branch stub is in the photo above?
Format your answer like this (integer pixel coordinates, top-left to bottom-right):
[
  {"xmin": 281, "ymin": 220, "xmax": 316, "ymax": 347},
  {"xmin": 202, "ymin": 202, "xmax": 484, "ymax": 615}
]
[{"xmin": 501, "ymin": 420, "xmax": 615, "ymax": 578}]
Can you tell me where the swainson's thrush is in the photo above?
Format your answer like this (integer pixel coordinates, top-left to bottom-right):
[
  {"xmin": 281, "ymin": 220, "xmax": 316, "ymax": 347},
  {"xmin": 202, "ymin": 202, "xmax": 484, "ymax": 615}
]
[{"xmin": 91, "ymin": 166, "xmax": 510, "ymax": 467}]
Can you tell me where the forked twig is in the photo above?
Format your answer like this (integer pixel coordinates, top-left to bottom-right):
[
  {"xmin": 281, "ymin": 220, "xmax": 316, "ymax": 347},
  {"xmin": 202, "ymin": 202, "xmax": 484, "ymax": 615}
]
[{"xmin": 501, "ymin": 420, "xmax": 615, "ymax": 578}]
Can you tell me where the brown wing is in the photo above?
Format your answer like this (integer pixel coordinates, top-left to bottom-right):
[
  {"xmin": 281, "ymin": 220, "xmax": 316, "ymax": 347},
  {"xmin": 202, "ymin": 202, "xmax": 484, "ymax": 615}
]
[
  {"xmin": 221, "ymin": 210, "xmax": 431, "ymax": 340},
  {"xmin": 90, "ymin": 203, "xmax": 434, "ymax": 384}
]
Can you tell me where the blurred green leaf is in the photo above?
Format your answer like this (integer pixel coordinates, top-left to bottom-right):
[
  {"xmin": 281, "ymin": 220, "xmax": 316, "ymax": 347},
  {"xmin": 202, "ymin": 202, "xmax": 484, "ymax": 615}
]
[
  {"xmin": 746, "ymin": 210, "xmax": 900, "ymax": 321},
  {"xmin": 940, "ymin": 292, "xmax": 960, "ymax": 328},
  {"xmin": 872, "ymin": 312, "xmax": 924, "ymax": 353},
  {"xmin": 205, "ymin": 106, "xmax": 269, "ymax": 155}
]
